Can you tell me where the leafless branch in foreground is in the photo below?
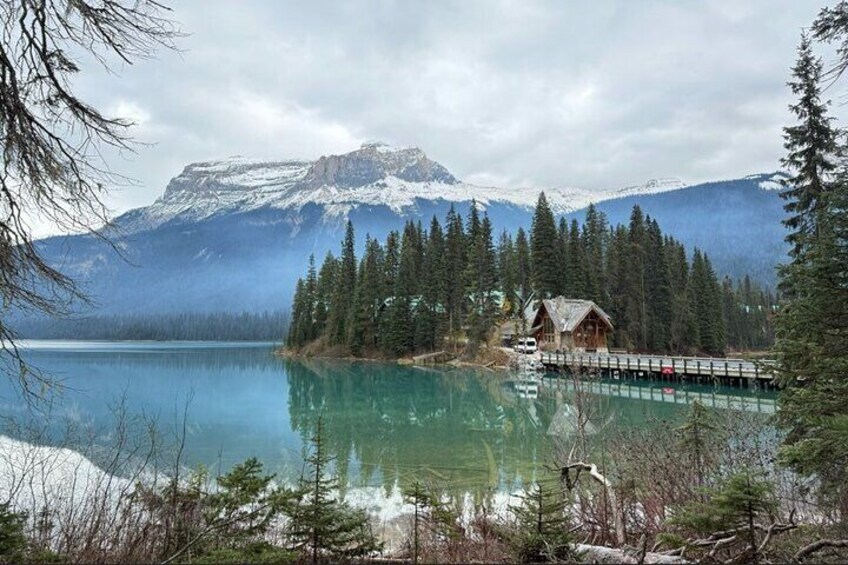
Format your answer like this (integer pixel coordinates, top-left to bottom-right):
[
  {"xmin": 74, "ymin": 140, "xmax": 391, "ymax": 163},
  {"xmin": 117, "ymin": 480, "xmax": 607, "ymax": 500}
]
[{"xmin": 0, "ymin": 0, "xmax": 180, "ymax": 394}]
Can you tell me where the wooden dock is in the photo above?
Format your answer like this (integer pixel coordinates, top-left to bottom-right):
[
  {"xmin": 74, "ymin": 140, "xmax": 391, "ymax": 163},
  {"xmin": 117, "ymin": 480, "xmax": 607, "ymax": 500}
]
[
  {"xmin": 541, "ymin": 378, "xmax": 776, "ymax": 414},
  {"xmin": 539, "ymin": 352, "xmax": 775, "ymax": 387}
]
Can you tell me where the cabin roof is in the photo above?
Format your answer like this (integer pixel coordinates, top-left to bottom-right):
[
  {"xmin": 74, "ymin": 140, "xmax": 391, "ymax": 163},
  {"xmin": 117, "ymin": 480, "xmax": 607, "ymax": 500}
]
[{"xmin": 536, "ymin": 297, "xmax": 613, "ymax": 333}]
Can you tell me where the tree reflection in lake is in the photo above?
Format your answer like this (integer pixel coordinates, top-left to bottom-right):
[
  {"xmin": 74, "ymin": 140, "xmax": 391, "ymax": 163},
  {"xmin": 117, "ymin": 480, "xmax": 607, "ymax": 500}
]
[{"xmin": 285, "ymin": 360, "xmax": 555, "ymax": 501}]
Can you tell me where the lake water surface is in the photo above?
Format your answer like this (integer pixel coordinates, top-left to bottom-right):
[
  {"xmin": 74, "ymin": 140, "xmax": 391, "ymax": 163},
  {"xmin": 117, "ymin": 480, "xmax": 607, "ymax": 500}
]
[{"xmin": 5, "ymin": 341, "xmax": 776, "ymax": 498}]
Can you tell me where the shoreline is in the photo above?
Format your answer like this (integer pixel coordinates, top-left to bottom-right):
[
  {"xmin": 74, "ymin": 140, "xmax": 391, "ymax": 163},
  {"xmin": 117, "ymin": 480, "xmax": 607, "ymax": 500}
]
[{"xmin": 275, "ymin": 344, "xmax": 517, "ymax": 374}]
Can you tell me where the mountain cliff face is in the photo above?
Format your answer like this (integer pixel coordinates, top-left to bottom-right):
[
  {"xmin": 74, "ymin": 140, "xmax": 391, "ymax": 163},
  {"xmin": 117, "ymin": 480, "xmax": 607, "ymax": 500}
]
[{"xmin": 31, "ymin": 143, "xmax": 786, "ymax": 316}]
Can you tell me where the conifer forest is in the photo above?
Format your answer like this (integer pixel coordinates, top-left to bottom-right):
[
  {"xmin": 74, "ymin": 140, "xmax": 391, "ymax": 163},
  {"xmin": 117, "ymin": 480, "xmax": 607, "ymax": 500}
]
[{"xmin": 287, "ymin": 199, "xmax": 777, "ymax": 357}]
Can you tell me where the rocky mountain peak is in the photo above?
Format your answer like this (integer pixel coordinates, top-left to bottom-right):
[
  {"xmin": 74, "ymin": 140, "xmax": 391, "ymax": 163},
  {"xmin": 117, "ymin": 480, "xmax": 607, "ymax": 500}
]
[{"xmin": 300, "ymin": 142, "xmax": 457, "ymax": 189}]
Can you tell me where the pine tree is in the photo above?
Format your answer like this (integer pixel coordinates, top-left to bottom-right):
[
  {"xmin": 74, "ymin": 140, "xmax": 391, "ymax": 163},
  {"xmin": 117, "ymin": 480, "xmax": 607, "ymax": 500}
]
[
  {"xmin": 382, "ymin": 223, "xmax": 418, "ymax": 355},
  {"xmin": 530, "ymin": 192, "xmax": 560, "ymax": 299},
  {"xmin": 328, "ymin": 221, "xmax": 357, "ymax": 345},
  {"xmin": 515, "ymin": 227, "xmax": 533, "ymax": 304},
  {"xmin": 566, "ymin": 219, "xmax": 587, "ymax": 298},
  {"xmin": 347, "ymin": 237, "xmax": 384, "ymax": 354},
  {"xmin": 557, "ymin": 217, "xmax": 569, "ymax": 296},
  {"xmin": 508, "ymin": 481, "xmax": 578, "ymax": 563},
  {"xmin": 497, "ymin": 230, "xmax": 517, "ymax": 317},
  {"xmin": 415, "ymin": 217, "xmax": 447, "ymax": 351},
  {"xmin": 444, "ymin": 206, "xmax": 467, "ymax": 341},
  {"xmin": 645, "ymin": 219, "xmax": 672, "ymax": 351},
  {"xmin": 688, "ymin": 250, "xmax": 724, "ymax": 355},
  {"xmin": 672, "ymin": 471, "xmax": 776, "ymax": 563},
  {"xmin": 465, "ymin": 213, "xmax": 499, "ymax": 346},
  {"xmin": 314, "ymin": 252, "xmax": 338, "ymax": 338},
  {"xmin": 625, "ymin": 206, "xmax": 648, "ymax": 350},
  {"xmin": 605, "ymin": 225, "xmax": 631, "ymax": 349},
  {"xmin": 776, "ymin": 34, "xmax": 848, "ymax": 519},
  {"xmin": 582, "ymin": 204, "xmax": 608, "ymax": 305},
  {"xmin": 287, "ymin": 418, "xmax": 381, "ymax": 563},
  {"xmin": 780, "ymin": 33, "xmax": 838, "ymax": 262},
  {"xmin": 675, "ymin": 400, "xmax": 720, "ymax": 491}
]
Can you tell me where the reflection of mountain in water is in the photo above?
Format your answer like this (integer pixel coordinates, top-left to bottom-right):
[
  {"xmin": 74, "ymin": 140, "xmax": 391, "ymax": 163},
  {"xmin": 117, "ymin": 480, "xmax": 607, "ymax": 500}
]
[{"xmin": 285, "ymin": 360, "xmax": 556, "ymax": 498}]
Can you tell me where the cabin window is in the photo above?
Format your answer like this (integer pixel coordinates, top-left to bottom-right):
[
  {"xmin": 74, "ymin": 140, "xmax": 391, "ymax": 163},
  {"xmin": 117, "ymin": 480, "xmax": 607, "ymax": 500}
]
[{"xmin": 543, "ymin": 315, "xmax": 555, "ymax": 343}]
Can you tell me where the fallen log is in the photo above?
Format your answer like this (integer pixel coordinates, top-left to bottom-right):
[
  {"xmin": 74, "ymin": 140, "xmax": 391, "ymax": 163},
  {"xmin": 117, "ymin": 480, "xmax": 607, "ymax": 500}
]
[
  {"xmin": 575, "ymin": 544, "xmax": 691, "ymax": 564},
  {"xmin": 793, "ymin": 538, "xmax": 848, "ymax": 561}
]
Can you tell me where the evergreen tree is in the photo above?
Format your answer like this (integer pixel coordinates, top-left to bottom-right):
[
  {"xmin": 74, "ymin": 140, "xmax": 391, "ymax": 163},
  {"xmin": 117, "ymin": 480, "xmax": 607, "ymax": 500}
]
[
  {"xmin": 497, "ymin": 231, "xmax": 517, "ymax": 317},
  {"xmin": 779, "ymin": 34, "xmax": 838, "ymax": 262},
  {"xmin": 605, "ymin": 225, "xmax": 631, "ymax": 349},
  {"xmin": 688, "ymin": 250, "xmax": 725, "ymax": 355},
  {"xmin": 348, "ymin": 237, "xmax": 384, "ymax": 354},
  {"xmin": 671, "ymin": 472, "xmax": 776, "ymax": 563},
  {"xmin": 776, "ymin": 34, "xmax": 848, "ymax": 519},
  {"xmin": 465, "ymin": 213, "xmax": 499, "ymax": 346},
  {"xmin": 582, "ymin": 204, "xmax": 608, "ymax": 305},
  {"xmin": 566, "ymin": 218, "xmax": 587, "ymax": 297},
  {"xmin": 530, "ymin": 192, "xmax": 560, "ymax": 299},
  {"xmin": 382, "ymin": 223, "xmax": 418, "ymax": 355},
  {"xmin": 557, "ymin": 217, "xmax": 569, "ymax": 296},
  {"xmin": 625, "ymin": 206, "xmax": 648, "ymax": 350},
  {"xmin": 314, "ymin": 252, "xmax": 338, "ymax": 338},
  {"xmin": 444, "ymin": 206, "xmax": 467, "ymax": 341},
  {"xmin": 508, "ymin": 482, "xmax": 578, "ymax": 563},
  {"xmin": 328, "ymin": 221, "xmax": 357, "ymax": 345},
  {"xmin": 415, "ymin": 217, "xmax": 447, "ymax": 351},
  {"xmin": 515, "ymin": 227, "xmax": 533, "ymax": 305},
  {"xmin": 645, "ymin": 219, "xmax": 672, "ymax": 351},
  {"xmin": 287, "ymin": 418, "xmax": 381, "ymax": 563}
]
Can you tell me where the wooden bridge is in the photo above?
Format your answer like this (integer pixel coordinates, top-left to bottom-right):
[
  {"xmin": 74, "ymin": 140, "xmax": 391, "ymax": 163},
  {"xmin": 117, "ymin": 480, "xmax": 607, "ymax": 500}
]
[
  {"xmin": 540, "ymin": 378, "xmax": 776, "ymax": 414},
  {"xmin": 539, "ymin": 352, "xmax": 776, "ymax": 388}
]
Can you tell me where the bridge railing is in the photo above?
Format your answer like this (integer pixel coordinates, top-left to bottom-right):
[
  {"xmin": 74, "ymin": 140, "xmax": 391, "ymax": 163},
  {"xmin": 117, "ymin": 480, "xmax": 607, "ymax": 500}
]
[{"xmin": 538, "ymin": 352, "xmax": 775, "ymax": 380}]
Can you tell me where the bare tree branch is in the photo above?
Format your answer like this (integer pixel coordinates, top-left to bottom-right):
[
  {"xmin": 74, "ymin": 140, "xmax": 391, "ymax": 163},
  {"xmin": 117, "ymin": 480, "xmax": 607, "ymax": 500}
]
[{"xmin": 0, "ymin": 0, "xmax": 180, "ymax": 395}]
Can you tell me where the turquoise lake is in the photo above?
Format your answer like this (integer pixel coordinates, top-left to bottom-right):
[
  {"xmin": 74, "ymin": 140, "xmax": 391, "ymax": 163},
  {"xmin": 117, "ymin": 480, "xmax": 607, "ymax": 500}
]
[{"xmin": 4, "ymin": 341, "xmax": 777, "ymax": 497}]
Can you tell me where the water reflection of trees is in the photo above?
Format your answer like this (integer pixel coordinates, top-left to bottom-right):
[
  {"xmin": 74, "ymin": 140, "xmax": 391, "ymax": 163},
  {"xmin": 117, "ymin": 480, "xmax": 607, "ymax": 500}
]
[{"xmin": 285, "ymin": 360, "xmax": 557, "ymax": 499}]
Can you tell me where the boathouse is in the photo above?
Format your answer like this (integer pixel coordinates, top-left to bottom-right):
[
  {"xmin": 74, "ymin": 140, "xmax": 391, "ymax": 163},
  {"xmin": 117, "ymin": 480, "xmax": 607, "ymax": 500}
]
[{"xmin": 529, "ymin": 298, "xmax": 613, "ymax": 353}]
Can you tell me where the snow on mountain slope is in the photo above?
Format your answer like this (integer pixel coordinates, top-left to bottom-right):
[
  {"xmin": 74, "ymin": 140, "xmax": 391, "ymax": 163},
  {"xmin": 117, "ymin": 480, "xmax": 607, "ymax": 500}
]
[{"xmin": 118, "ymin": 142, "xmax": 690, "ymax": 233}]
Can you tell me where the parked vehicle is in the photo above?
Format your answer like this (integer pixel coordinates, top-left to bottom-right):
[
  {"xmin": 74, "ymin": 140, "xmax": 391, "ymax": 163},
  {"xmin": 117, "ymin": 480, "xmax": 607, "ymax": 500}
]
[{"xmin": 514, "ymin": 337, "xmax": 537, "ymax": 354}]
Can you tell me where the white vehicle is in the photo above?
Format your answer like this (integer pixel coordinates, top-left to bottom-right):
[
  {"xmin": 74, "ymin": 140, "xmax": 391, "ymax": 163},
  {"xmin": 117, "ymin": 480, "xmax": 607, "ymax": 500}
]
[{"xmin": 513, "ymin": 337, "xmax": 537, "ymax": 354}]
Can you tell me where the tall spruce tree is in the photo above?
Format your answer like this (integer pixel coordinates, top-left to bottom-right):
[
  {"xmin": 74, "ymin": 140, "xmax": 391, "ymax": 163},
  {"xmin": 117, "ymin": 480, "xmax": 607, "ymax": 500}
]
[
  {"xmin": 444, "ymin": 206, "xmax": 467, "ymax": 341},
  {"xmin": 625, "ymin": 206, "xmax": 648, "ymax": 350},
  {"xmin": 497, "ymin": 231, "xmax": 518, "ymax": 317},
  {"xmin": 347, "ymin": 237, "xmax": 384, "ymax": 354},
  {"xmin": 645, "ymin": 219, "xmax": 672, "ymax": 351},
  {"xmin": 415, "ymin": 217, "xmax": 447, "ymax": 351},
  {"xmin": 582, "ymin": 204, "xmax": 608, "ymax": 305},
  {"xmin": 689, "ymin": 250, "xmax": 724, "ymax": 355},
  {"xmin": 465, "ymin": 211, "xmax": 498, "ymax": 346},
  {"xmin": 566, "ymin": 218, "xmax": 587, "ymax": 298},
  {"xmin": 776, "ymin": 33, "xmax": 848, "ymax": 519},
  {"xmin": 515, "ymin": 227, "xmax": 533, "ymax": 303},
  {"xmin": 780, "ymin": 34, "xmax": 839, "ymax": 261},
  {"xmin": 328, "ymin": 221, "xmax": 357, "ymax": 345},
  {"xmin": 287, "ymin": 418, "xmax": 381, "ymax": 562},
  {"xmin": 530, "ymin": 192, "xmax": 560, "ymax": 299}
]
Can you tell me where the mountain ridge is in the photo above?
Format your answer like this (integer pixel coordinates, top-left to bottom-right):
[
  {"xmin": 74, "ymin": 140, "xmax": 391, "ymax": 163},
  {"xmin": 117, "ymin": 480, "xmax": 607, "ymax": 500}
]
[
  {"xmin": 28, "ymin": 143, "xmax": 788, "ymax": 317},
  {"xmin": 120, "ymin": 142, "xmax": 695, "ymax": 234}
]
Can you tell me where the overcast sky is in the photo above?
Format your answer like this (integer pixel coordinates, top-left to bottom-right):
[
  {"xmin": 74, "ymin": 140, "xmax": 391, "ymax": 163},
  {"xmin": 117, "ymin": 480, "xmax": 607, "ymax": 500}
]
[{"xmin": 73, "ymin": 0, "xmax": 844, "ymax": 220}]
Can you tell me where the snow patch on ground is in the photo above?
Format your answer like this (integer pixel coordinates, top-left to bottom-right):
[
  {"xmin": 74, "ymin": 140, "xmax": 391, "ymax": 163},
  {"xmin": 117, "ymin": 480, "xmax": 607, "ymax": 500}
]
[{"xmin": 0, "ymin": 435, "xmax": 131, "ymax": 518}]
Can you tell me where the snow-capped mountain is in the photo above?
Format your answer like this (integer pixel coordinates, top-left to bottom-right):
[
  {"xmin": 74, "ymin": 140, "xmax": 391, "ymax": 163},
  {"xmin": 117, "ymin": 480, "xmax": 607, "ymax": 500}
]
[
  {"xmin": 119, "ymin": 142, "xmax": 687, "ymax": 234},
  {"xmin": 29, "ymin": 143, "xmax": 786, "ymax": 318}
]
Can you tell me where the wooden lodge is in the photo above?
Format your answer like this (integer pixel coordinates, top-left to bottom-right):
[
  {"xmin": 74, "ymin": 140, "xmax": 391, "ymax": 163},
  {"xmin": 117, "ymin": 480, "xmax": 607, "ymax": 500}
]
[{"xmin": 529, "ymin": 297, "xmax": 614, "ymax": 353}]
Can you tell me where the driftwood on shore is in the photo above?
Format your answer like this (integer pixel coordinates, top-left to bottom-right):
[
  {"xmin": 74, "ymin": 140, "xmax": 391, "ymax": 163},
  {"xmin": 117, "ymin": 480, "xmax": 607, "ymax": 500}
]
[{"xmin": 412, "ymin": 351, "xmax": 455, "ymax": 365}]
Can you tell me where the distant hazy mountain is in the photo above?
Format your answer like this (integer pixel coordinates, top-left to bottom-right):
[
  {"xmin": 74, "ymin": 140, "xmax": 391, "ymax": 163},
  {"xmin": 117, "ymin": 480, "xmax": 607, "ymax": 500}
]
[{"xmin": 32, "ymin": 143, "xmax": 787, "ymax": 316}]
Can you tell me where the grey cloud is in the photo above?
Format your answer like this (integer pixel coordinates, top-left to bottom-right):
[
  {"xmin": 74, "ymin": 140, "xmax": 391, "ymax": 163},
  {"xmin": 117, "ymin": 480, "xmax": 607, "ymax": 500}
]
[{"xmin": 68, "ymin": 0, "xmax": 842, "ymax": 222}]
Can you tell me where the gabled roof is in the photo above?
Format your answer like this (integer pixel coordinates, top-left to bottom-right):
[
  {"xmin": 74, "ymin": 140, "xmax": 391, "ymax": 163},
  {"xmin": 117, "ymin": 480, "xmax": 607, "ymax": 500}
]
[{"xmin": 537, "ymin": 297, "xmax": 613, "ymax": 332}]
